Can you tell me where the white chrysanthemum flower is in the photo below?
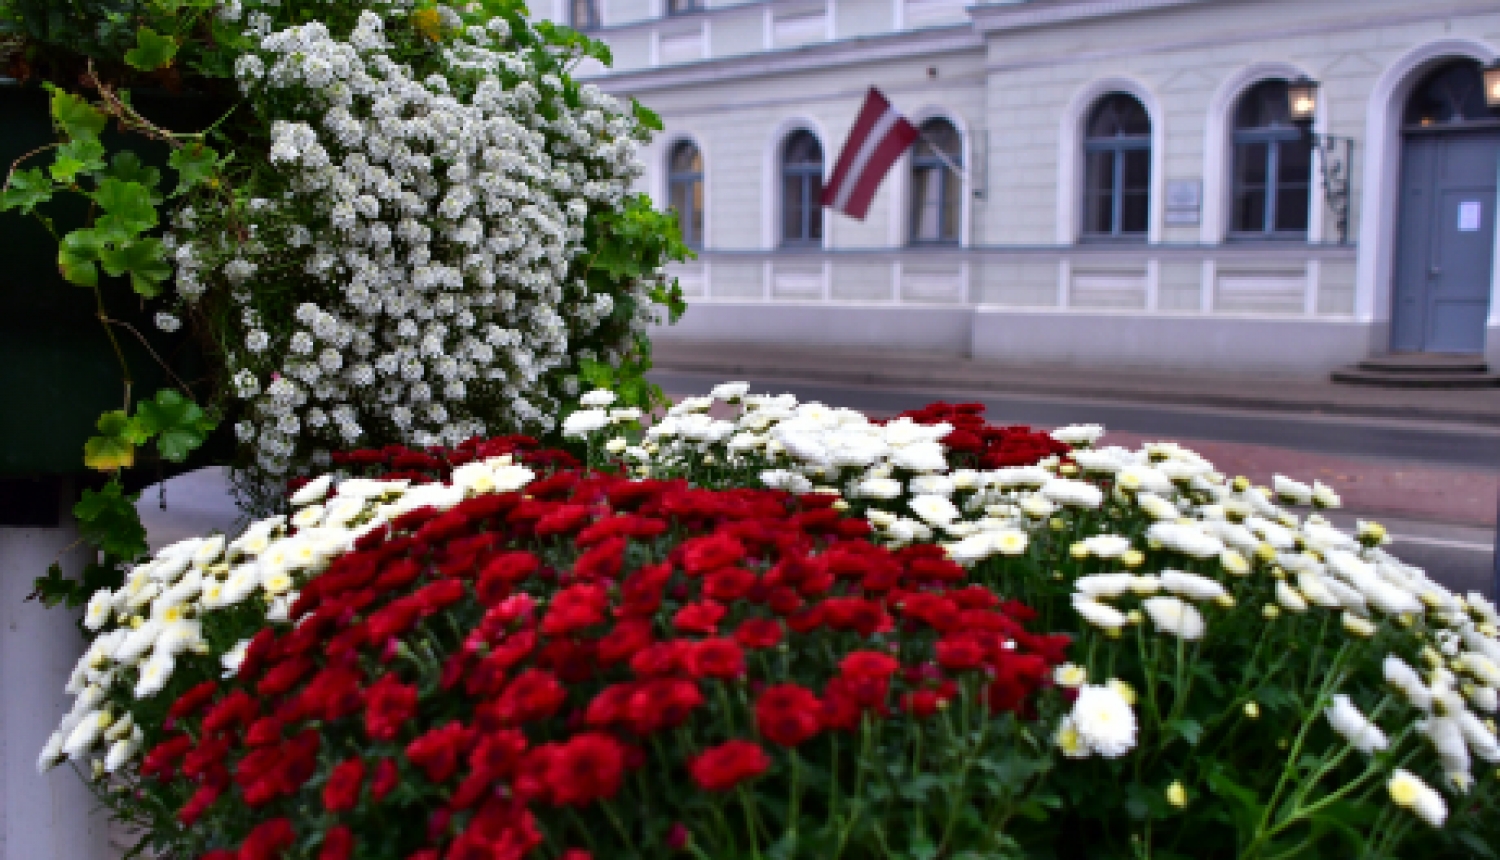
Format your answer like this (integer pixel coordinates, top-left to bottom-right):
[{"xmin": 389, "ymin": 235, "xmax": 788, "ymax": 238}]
[
  {"xmin": 1275, "ymin": 580, "xmax": 1309, "ymax": 613},
  {"xmin": 944, "ymin": 533, "xmax": 997, "ymax": 566},
  {"xmin": 853, "ymin": 477, "xmax": 903, "ymax": 500},
  {"xmin": 104, "ymin": 735, "xmax": 141, "ymax": 773},
  {"xmin": 1159, "ymin": 570, "xmax": 1227, "ymax": 602},
  {"xmin": 290, "ymin": 474, "xmax": 334, "ymax": 507},
  {"xmin": 1054, "ymin": 664, "xmax": 1088, "ymax": 688},
  {"xmin": 1388, "ymin": 768, "xmax": 1446, "ymax": 827},
  {"xmin": 37, "ymin": 731, "xmax": 66, "ymax": 773},
  {"xmin": 1078, "ymin": 534, "xmax": 1132, "ymax": 558},
  {"xmin": 710, "ymin": 381, "xmax": 750, "ymax": 401},
  {"xmin": 134, "ymin": 652, "xmax": 176, "ymax": 699},
  {"xmin": 562, "ymin": 408, "xmax": 610, "ymax": 438},
  {"xmin": 1384, "ymin": 656, "xmax": 1433, "ymax": 712},
  {"xmin": 1051, "ymin": 424, "xmax": 1104, "ymax": 446},
  {"xmin": 1341, "ymin": 612, "xmax": 1377, "ymax": 638},
  {"xmin": 990, "ymin": 529, "xmax": 1028, "ymax": 556},
  {"xmin": 1326, "ymin": 694, "xmax": 1389, "ymax": 754},
  {"xmin": 580, "ymin": 389, "xmax": 616, "ymax": 407},
  {"xmin": 63, "ymin": 710, "xmax": 110, "ymax": 760},
  {"xmin": 1054, "ymin": 717, "xmax": 1090, "ymax": 758},
  {"xmin": 1142, "ymin": 596, "xmax": 1206, "ymax": 641},
  {"xmin": 908, "ymin": 474, "xmax": 955, "ymax": 497},
  {"xmin": 889, "ymin": 441, "xmax": 948, "ymax": 473},
  {"xmin": 909, "ymin": 494, "xmax": 961, "ymax": 525},
  {"xmin": 1018, "ymin": 494, "xmax": 1057, "ymax": 519},
  {"xmin": 1272, "ymin": 475, "xmax": 1313, "ymax": 505},
  {"xmin": 1040, "ymin": 478, "xmax": 1104, "ymax": 509},
  {"xmin": 221, "ymin": 638, "xmax": 252, "ymax": 678},
  {"xmin": 1073, "ymin": 596, "xmax": 1128, "ymax": 631},
  {"xmin": 84, "ymin": 588, "xmax": 114, "ymax": 631},
  {"xmin": 1075, "ymin": 573, "xmax": 1138, "ymax": 599},
  {"xmin": 1145, "ymin": 522, "xmax": 1224, "ymax": 559},
  {"xmin": 1069, "ymin": 685, "xmax": 1137, "ymax": 758},
  {"xmin": 1135, "ymin": 492, "xmax": 1179, "ymax": 520}
]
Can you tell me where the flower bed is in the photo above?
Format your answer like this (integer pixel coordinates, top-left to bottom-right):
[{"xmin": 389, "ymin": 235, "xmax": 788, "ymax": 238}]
[{"xmin": 42, "ymin": 385, "xmax": 1500, "ymax": 858}]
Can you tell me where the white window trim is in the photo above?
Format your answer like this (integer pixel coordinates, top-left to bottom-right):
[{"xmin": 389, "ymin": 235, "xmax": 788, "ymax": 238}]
[
  {"xmin": 763, "ymin": 116, "xmax": 832, "ymax": 250},
  {"xmin": 1057, "ymin": 75, "xmax": 1165, "ymax": 245},
  {"xmin": 1200, "ymin": 61, "xmax": 1317, "ymax": 245},
  {"xmin": 655, "ymin": 132, "xmax": 710, "ymax": 250},
  {"xmin": 1353, "ymin": 37, "xmax": 1500, "ymax": 328},
  {"xmin": 888, "ymin": 106, "xmax": 973, "ymax": 248}
]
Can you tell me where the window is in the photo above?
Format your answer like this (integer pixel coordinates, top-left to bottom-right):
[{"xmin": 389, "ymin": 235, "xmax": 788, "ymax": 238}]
[
  {"xmin": 910, "ymin": 118, "xmax": 962, "ymax": 244},
  {"xmin": 666, "ymin": 0, "xmax": 701, "ymax": 14},
  {"xmin": 1230, "ymin": 80, "xmax": 1311, "ymax": 237},
  {"xmin": 570, "ymin": 0, "xmax": 600, "ymax": 30},
  {"xmin": 1405, "ymin": 61, "xmax": 1490, "ymax": 128},
  {"xmin": 1082, "ymin": 93, "xmax": 1150, "ymax": 239},
  {"xmin": 781, "ymin": 130, "xmax": 823, "ymax": 246},
  {"xmin": 667, "ymin": 140, "xmax": 704, "ymax": 249}
]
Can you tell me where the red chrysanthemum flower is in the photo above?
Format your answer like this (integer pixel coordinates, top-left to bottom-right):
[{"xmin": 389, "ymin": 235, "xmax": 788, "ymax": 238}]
[
  {"xmin": 689, "ymin": 740, "xmax": 770, "ymax": 792},
  {"xmin": 755, "ymin": 684, "xmax": 823, "ymax": 747}
]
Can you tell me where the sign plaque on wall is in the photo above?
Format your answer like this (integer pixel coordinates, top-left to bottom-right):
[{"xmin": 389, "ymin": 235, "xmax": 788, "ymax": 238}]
[{"xmin": 1164, "ymin": 179, "xmax": 1201, "ymax": 226}]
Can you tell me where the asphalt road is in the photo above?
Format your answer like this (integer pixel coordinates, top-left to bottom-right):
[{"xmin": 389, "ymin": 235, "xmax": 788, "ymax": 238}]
[{"xmin": 652, "ymin": 368, "xmax": 1500, "ymax": 598}]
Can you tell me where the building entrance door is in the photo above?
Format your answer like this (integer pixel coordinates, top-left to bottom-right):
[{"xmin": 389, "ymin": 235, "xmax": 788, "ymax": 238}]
[{"xmin": 1391, "ymin": 131, "xmax": 1499, "ymax": 354}]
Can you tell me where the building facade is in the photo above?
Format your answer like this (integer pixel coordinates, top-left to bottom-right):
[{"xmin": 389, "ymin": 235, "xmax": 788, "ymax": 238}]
[{"xmin": 544, "ymin": 0, "xmax": 1500, "ymax": 376}]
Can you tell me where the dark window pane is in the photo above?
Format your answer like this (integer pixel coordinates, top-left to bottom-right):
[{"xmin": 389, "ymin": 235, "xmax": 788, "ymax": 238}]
[
  {"xmin": 691, "ymin": 180, "xmax": 704, "ymax": 245},
  {"xmin": 941, "ymin": 169, "xmax": 962, "ymax": 241},
  {"xmin": 1088, "ymin": 93, "xmax": 1151, "ymax": 138},
  {"xmin": 670, "ymin": 141, "xmax": 701, "ymax": 173},
  {"xmin": 1122, "ymin": 150, "xmax": 1150, "ymax": 192},
  {"xmin": 1404, "ymin": 61, "xmax": 1488, "ymax": 126},
  {"xmin": 1084, "ymin": 151, "xmax": 1116, "ymax": 234},
  {"xmin": 1235, "ymin": 142, "xmax": 1268, "ymax": 188},
  {"xmin": 783, "ymin": 176, "xmax": 804, "ymax": 242},
  {"xmin": 808, "ymin": 177, "xmax": 823, "ymax": 240},
  {"xmin": 1274, "ymin": 184, "xmax": 1309, "ymax": 232},
  {"xmin": 1276, "ymin": 139, "xmax": 1311, "ymax": 185},
  {"xmin": 1121, "ymin": 191, "xmax": 1149, "ymax": 234},
  {"xmin": 784, "ymin": 131, "xmax": 822, "ymax": 167},
  {"xmin": 1234, "ymin": 80, "xmax": 1292, "ymax": 130},
  {"xmin": 911, "ymin": 168, "xmax": 938, "ymax": 241},
  {"xmin": 914, "ymin": 119, "xmax": 961, "ymax": 163}
]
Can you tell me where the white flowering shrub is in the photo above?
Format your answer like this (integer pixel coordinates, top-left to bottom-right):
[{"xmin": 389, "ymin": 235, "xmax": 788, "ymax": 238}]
[{"xmin": 158, "ymin": 0, "xmax": 684, "ymax": 484}]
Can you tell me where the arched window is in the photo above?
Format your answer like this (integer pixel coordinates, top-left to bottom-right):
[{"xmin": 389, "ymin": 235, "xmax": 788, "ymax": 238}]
[
  {"xmin": 1405, "ymin": 60, "xmax": 1490, "ymax": 128},
  {"xmin": 781, "ymin": 130, "xmax": 823, "ymax": 246},
  {"xmin": 667, "ymin": 140, "xmax": 703, "ymax": 249},
  {"xmin": 570, "ymin": 0, "xmax": 600, "ymax": 30},
  {"xmin": 909, "ymin": 118, "xmax": 963, "ymax": 244},
  {"xmin": 1082, "ymin": 93, "xmax": 1150, "ymax": 239},
  {"xmin": 1230, "ymin": 80, "xmax": 1311, "ymax": 237}
]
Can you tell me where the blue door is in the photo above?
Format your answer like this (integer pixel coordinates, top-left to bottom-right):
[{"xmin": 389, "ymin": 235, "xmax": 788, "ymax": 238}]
[{"xmin": 1391, "ymin": 132, "xmax": 1499, "ymax": 354}]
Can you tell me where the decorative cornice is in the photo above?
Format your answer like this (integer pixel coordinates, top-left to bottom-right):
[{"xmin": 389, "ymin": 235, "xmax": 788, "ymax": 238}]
[
  {"xmin": 590, "ymin": 24, "xmax": 981, "ymax": 94},
  {"xmin": 966, "ymin": 0, "xmax": 1214, "ymax": 34}
]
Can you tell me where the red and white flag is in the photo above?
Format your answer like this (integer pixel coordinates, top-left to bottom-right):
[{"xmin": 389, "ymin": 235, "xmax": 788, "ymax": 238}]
[{"xmin": 820, "ymin": 88, "xmax": 919, "ymax": 220}]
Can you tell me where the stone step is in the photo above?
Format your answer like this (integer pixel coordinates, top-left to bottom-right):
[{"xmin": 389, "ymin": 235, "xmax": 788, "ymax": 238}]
[
  {"xmin": 1356, "ymin": 353, "xmax": 1489, "ymax": 373},
  {"xmin": 1331, "ymin": 367, "xmax": 1500, "ymax": 388}
]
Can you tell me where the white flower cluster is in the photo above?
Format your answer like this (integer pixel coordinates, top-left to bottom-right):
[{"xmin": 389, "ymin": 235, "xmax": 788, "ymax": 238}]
[
  {"xmin": 39, "ymin": 453, "xmax": 536, "ymax": 776},
  {"xmin": 168, "ymin": 1, "xmax": 655, "ymax": 478}
]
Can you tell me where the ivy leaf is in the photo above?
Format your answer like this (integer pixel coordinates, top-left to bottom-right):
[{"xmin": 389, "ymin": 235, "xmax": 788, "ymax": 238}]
[
  {"xmin": 124, "ymin": 27, "xmax": 179, "ymax": 71},
  {"xmin": 107, "ymin": 153, "xmax": 162, "ymax": 202},
  {"xmin": 73, "ymin": 480, "xmax": 149, "ymax": 561},
  {"xmin": 135, "ymin": 389, "xmax": 214, "ymax": 462},
  {"xmin": 84, "ymin": 409, "xmax": 150, "ymax": 471},
  {"xmin": 58, "ymin": 229, "xmax": 104, "ymax": 287},
  {"xmin": 92, "ymin": 178, "xmax": 159, "ymax": 233},
  {"xmin": 167, "ymin": 143, "xmax": 219, "ymax": 196},
  {"xmin": 45, "ymin": 84, "xmax": 107, "ymax": 140},
  {"xmin": 99, "ymin": 237, "xmax": 171, "ymax": 297},
  {"xmin": 49, "ymin": 137, "xmax": 108, "ymax": 183},
  {"xmin": 0, "ymin": 168, "xmax": 55, "ymax": 214}
]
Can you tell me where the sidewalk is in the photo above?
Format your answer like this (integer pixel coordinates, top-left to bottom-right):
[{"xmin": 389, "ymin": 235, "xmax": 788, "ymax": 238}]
[{"xmin": 650, "ymin": 339, "xmax": 1500, "ymax": 428}]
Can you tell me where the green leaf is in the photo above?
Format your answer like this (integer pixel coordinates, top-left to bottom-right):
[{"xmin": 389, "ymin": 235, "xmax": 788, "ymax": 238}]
[
  {"xmin": 124, "ymin": 26, "xmax": 179, "ymax": 71},
  {"xmin": 106, "ymin": 152, "xmax": 162, "ymax": 196},
  {"xmin": 99, "ymin": 238, "xmax": 170, "ymax": 297},
  {"xmin": 167, "ymin": 143, "xmax": 219, "ymax": 196},
  {"xmin": 58, "ymin": 229, "xmax": 103, "ymax": 287},
  {"xmin": 631, "ymin": 97, "xmax": 662, "ymax": 131},
  {"xmin": 45, "ymin": 84, "xmax": 107, "ymax": 140},
  {"xmin": 73, "ymin": 480, "xmax": 148, "ymax": 561},
  {"xmin": 49, "ymin": 137, "xmax": 107, "ymax": 183},
  {"xmin": 1165, "ymin": 718, "xmax": 1204, "ymax": 747},
  {"xmin": 0, "ymin": 168, "xmax": 55, "ymax": 214},
  {"xmin": 84, "ymin": 409, "xmax": 148, "ymax": 471},
  {"xmin": 92, "ymin": 178, "xmax": 159, "ymax": 233},
  {"xmin": 135, "ymin": 389, "xmax": 214, "ymax": 462}
]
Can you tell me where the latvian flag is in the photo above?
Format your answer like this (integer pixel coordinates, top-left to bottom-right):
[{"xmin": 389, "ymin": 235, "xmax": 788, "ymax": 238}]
[{"xmin": 820, "ymin": 88, "xmax": 920, "ymax": 220}]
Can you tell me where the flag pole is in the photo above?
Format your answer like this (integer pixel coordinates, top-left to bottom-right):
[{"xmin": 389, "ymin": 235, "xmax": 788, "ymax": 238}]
[{"xmin": 917, "ymin": 131, "xmax": 965, "ymax": 180}]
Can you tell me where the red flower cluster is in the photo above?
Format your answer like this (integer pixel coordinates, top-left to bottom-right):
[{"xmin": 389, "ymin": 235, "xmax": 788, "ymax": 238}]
[
  {"xmin": 891, "ymin": 402, "xmax": 1071, "ymax": 469},
  {"xmin": 156, "ymin": 439, "xmax": 1064, "ymax": 859}
]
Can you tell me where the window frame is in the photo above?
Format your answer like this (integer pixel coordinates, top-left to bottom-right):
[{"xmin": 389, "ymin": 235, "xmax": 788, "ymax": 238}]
[
  {"xmin": 1228, "ymin": 81, "xmax": 1312, "ymax": 240},
  {"xmin": 665, "ymin": 0, "xmax": 702, "ymax": 16},
  {"xmin": 1080, "ymin": 94, "xmax": 1151, "ymax": 241},
  {"xmin": 908, "ymin": 118, "xmax": 963, "ymax": 246},
  {"xmin": 780, "ymin": 130, "xmax": 824, "ymax": 248},
  {"xmin": 569, "ymin": 0, "xmax": 601, "ymax": 30},
  {"xmin": 666, "ymin": 140, "xmax": 704, "ymax": 250}
]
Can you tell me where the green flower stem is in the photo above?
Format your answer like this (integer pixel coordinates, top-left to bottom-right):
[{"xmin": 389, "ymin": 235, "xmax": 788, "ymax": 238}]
[
  {"xmin": 936, "ymin": 711, "xmax": 990, "ymax": 854},
  {"xmin": 787, "ymin": 747, "xmax": 803, "ymax": 840},
  {"xmin": 599, "ymin": 798, "xmax": 638, "ymax": 855},
  {"xmin": 736, "ymin": 785, "xmax": 765, "ymax": 860}
]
